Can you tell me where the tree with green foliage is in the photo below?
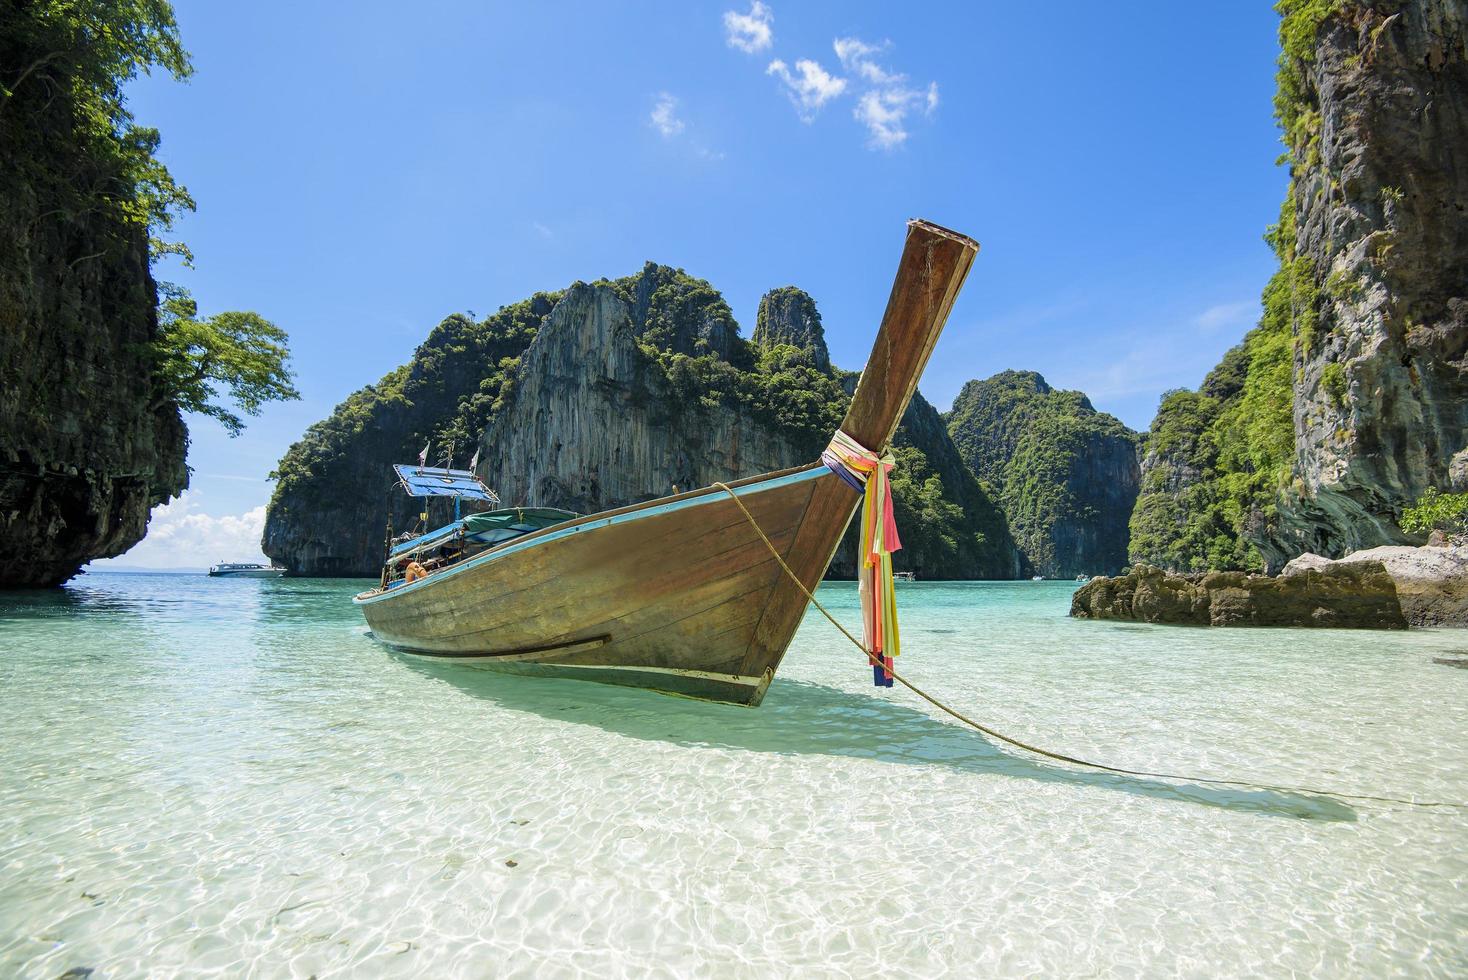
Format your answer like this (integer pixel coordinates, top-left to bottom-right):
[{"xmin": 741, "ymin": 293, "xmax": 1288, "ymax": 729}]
[
  {"xmin": 1400, "ymin": 488, "xmax": 1468, "ymax": 539},
  {"xmin": 150, "ymin": 287, "xmax": 300, "ymax": 436},
  {"xmin": 1, "ymin": 0, "xmax": 194, "ymax": 244}
]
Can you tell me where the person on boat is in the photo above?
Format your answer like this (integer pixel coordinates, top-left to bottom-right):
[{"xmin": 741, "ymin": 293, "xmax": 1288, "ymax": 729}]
[{"xmin": 404, "ymin": 560, "xmax": 428, "ymax": 583}]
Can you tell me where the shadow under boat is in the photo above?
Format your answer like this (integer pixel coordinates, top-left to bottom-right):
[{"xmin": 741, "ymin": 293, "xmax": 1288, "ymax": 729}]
[{"xmin": 392, "ymin": 653, "xmax": 1357, "ymax": 823}]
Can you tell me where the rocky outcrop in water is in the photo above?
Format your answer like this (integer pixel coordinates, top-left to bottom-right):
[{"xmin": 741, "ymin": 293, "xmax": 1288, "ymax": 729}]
[
  {"xmin": 0, "ymin": 19, "xmax": 189, "ymax": 587},
  {"xmin": 946, "ymin": 370, "xmax": 1139, "ymax": 578},
  {"xmin": 265, "ymin": 272, "xmax": 1022, "ymax": 579},
  {"xmin": 1070, "ymin": 562, "xmax": 1406, "ymax": 629}
]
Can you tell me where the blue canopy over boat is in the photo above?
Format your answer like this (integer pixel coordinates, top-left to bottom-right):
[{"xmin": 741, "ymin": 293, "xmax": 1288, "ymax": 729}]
[
  {"xmin": 389, "ymin": 507, "xmax": 580, "ymax": 559},
  {"xmin": 393, "ymin": 464, "xmax": 500, "ymax": 502}
]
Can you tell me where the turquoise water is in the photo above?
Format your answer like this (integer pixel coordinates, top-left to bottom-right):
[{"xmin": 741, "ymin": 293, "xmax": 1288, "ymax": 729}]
[{"xmin": 2, "ymin": 573, "xmax": 1466, "ymax": 977}]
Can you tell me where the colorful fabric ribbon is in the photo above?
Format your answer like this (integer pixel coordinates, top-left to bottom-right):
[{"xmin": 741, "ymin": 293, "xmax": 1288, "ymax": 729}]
[{"xmin": 821, "ymin": 430, "xmax": 901, "ymax": 687}]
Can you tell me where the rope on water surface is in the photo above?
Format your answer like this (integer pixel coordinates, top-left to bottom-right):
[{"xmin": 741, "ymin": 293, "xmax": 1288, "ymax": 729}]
[{"xmin": 713, "ymin": 482, "xmax": 1467, "ymax": 812}]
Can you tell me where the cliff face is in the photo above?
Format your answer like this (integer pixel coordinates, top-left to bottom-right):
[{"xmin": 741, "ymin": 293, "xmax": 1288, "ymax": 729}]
[
  {"xmin": 265, "ymin": 271, "xmax": 1022, "ymax": 579},
  {"xmin": 1128, "ymin": 347, "xmax": 1261, "ymax": 571},
  {"xmin": 1271, "ymin": 0, "xmax": 1468, "ymax": 561},
  {"xmin": 0, "ymin": 221, "xmax": 189, "ymax": 587},
  {"xmin": 0, "ymin": 25, "xmax": 189, "ymax": 587},
  {"xmin": 946, "ymin": 370, "xmax": 1139, "ymax": 578},
  {"xmin": 478, "ymin": 281, "xmax": 806, "ymax": 512}
]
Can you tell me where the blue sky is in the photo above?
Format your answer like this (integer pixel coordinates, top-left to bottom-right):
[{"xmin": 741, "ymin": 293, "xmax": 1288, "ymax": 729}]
[{"xmin": 97, "ymin": 1, "xmax": 1286, "ymax": 568}]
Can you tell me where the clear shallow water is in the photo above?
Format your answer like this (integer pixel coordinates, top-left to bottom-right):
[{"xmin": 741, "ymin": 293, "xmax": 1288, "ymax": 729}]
[{"xmin": 2, "ymin": 574, "xmax": 1466, "ymax": 978}]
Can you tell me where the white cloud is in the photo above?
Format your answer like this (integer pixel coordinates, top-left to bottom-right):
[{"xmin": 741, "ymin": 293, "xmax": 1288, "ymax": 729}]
[
  {"xmin": 1193, "ymin": 300, "xmax": 1256, "ymax": 333},
  {"xmin": 723, "ymin": 1, "xmax": 774, "ymax": 54},
  {"xmin": 92, "ymin": 493, "xmax": 269, "ymax": 569},
  {"xmin": 766, "ymin": 58, "xmax": 847, "ymax": 121},
  {"xmin": 833, "ymin": 37, "xmax": 896, "ymax": 85},
  {"xmin": 855, "ymin": 91, "xmax": 910, "ymax": 149},
  {"xmin": 833, "ymin": 35, "xmax": 938, "ymax": 150},
  {"xmin": 531, "ymin": 220, "xmax": 553, "ymax": 240},
  {"xmin": 649, "ymin": 92, "xmax": 685, "ymax": 137}
]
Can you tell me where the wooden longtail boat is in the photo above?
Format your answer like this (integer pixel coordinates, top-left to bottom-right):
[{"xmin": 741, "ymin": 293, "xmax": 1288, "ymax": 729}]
[{"xmin": 355, "ymin": 219, "xmax": 978, "ymax": 705}]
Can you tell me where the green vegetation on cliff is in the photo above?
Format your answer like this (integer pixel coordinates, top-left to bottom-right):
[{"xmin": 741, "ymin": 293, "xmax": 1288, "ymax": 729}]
[
  {"xmin": 607, "ymin": 267, "xmax": 846, "ymax": 459},
  {"xmin": 946, "ymin": 371, "xmax": 1138, "ymax": 577},
  {"xmin": 874, "ymin": 389, "xmax": 1019, "ymax": 579},
  {"xmin": 1401, "ymin": 489, "xmax": 1468, "ymax": 538},
  {"xmin": 1128, "ymin": 265, "xmax": 1302, "ymax": 571}
]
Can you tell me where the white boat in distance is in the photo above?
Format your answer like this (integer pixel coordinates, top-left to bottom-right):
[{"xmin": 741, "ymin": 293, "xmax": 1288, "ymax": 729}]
[{"xmin": 208, "ymin": 563, "xmax": 286, "ymax": 578}]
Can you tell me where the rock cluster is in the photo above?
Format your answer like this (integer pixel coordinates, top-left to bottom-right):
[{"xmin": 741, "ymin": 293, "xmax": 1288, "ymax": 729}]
[
  {"xmin": 1282, "ymin": 542, "xmax": 1468, "ymax": 627},
  {"xmin": 1070, "ymin": 563, "xmax": 1406, "ymax": 629}
]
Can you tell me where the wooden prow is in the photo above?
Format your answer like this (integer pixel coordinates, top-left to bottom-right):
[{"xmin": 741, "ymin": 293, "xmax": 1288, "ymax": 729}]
[
  {"xmin": 840, "ymin": 219, "xmax": 979, "ymax": 451},
  {"xmin": 735, "ymin": 219, "xmax": 978, "ymax": 685}
]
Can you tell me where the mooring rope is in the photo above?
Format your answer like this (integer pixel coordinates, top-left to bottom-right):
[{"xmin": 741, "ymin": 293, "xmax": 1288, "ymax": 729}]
[{"xmin": 713, "ymin": 482, "xmax": 1467, "ymax": 812}]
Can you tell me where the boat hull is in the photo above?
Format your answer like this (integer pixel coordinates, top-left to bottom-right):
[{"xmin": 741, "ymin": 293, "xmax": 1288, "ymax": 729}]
[{"xmin": 357, "ymin": 464, "xmax": 858, "ymax": 705}]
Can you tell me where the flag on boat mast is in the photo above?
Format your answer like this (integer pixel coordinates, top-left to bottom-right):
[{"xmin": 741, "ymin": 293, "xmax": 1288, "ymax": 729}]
[
  {"xmin": 418, "ymin": 440, "xmax": 429, "ymax": 469},
  {"xmin": 469, "ymin": 448, "xmax": 480, "ymax": 473}
]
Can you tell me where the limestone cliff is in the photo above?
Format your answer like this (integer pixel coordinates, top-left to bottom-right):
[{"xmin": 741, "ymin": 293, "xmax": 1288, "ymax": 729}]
[
  {"xmin": 1271, "ymin": 0, "xmax": 1468, "ymax": 560},
  {"xmin": 829, "ymin": 388, "xmax": 1025, "ymax": 580},
  {"xmin": 265, "ymin": 271, "xmax": 1022, "ymax": 579},
  {"xmin": 0, "ymin": 16, "xmax": 189, "ymax": 587},
  {"xmin": 946, "ymin": 370, "xmax": 1139, "ymax": 578},
  {"xmin": 1128, "ymin": 347, "xmax": 1260, "ymax": 571},
  {"xmin": 477, "ymin": 280, "xmax": 807, "ymax": 512}
]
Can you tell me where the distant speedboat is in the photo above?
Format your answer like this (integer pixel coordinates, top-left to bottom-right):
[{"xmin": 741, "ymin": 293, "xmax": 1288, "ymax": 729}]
[
  {"xmin": 1075, "ymin": 574, "xmax": 1089, "ymax": 583},
  {"xmin": 1031, "ymin": 575, "xmax": 1044, "ymax": 581},
  {"xmin": 893, "ymin": 571, "xmax": 916, "ymax": 582},
  {"xmin": 208, "ymin": 563, "xmax": 285, "ymax": 578}
]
